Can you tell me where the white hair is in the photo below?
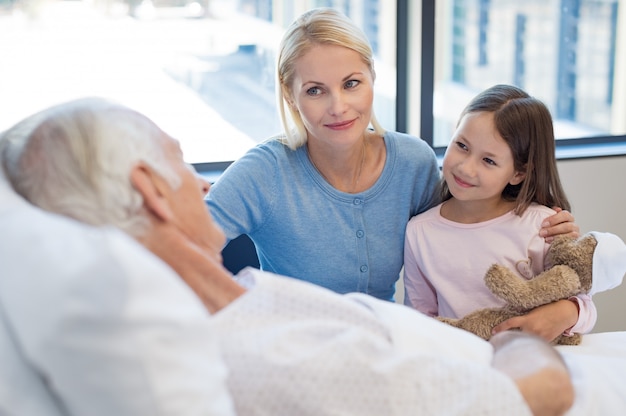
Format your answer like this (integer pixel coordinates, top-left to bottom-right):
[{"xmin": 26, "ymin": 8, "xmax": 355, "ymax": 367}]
[{"xmin": 1, "ymin": 97, "xmax": 180, "ymax": 237}]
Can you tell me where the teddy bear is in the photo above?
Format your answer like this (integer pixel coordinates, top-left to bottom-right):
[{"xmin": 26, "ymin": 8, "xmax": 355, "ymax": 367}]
[{"xmin": 437, "ymin": 233, "xmax": 597, "ymax": 346}]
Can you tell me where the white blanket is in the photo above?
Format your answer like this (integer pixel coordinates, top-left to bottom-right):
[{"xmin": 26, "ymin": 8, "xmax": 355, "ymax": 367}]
[
  {"xmin": 348, "ymin": 291, "xmax": 626, "ymax": 415},
  {"xmin": 387, "ymin": 306, "xmax": 626, "ymax": 414},
  {"xmin": 366, "ymin": 290, "xmax": 626, "ymax": 416},
  {"xmin": 558, "ymin": 332, "xmax": 626, "ymax": 415}
]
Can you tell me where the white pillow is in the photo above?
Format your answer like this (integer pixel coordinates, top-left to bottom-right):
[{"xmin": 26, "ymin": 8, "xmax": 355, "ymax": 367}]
[
  {"xmin": 0, "ymin": 307, "xmax": 65, "ymax": 416},
  {"xmin": 0, "ymin": 173, "xmax": 235, "ymax": 416},
  {"xmin": 0, "ymin": 172, "xmax": 65, "ymax": 416}
]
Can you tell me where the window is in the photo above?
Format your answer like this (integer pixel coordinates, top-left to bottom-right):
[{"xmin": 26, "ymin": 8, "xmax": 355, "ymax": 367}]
[
  {"xmin": 405, "ymin": 0, "xmax": 626, "ymax": 152},
  {"xmin": 0, "ymin": 0, "xmax": 397, "ymax": 168},
  {"xmin": 2, "ymin": 0, "xmax": 624, "ymax": 169}
]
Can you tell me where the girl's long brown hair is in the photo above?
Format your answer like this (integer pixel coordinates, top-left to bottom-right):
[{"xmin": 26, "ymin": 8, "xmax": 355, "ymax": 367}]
[{"xmin": 441, "ymin": 84, "xmax": 570, "ymax": 215}]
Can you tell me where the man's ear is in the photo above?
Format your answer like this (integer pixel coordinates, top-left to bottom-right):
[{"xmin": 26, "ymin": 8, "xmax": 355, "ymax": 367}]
[{"xmin": 130, "ymin": 163, "xmax": 173, "ymax": 222}]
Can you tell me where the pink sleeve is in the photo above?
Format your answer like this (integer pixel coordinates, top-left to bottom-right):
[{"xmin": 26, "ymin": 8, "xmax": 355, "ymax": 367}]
[
  {"xmin": 403, "ymin": 233, "xmax": 439, "ymax": 317},
  {"xmin": 564, "ymin": 294, "xmax": 597, "ymax": 335}
]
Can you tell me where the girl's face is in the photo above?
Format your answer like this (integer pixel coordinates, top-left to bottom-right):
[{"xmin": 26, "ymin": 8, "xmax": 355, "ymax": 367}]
[
  {"xmin": 289, "ymin": 44, "xmax": 374, "ymax": 148},
  {"xmin": 442, "ymin": 111, "xmax": 525, "ymax": 205}
]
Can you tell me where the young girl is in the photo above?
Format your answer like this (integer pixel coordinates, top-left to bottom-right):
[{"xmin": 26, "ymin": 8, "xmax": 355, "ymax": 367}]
[{"xmin": 403, "ymin": 84, "xmax": 596, "ymax": 343}]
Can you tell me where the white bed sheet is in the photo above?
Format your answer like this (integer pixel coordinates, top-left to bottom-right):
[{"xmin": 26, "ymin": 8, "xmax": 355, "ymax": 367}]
[
  {"xmin": 557, "ymin": 332, "xmax": 626, "ymax": 415},
  {"xmin": 352, "ymin": 293, "xmax": 626, "ymax": 415}
]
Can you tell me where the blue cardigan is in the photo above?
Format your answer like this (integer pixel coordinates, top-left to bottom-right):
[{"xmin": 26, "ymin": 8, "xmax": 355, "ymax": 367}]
[{"xmin": 207, "ymin": 131, "xmax": 440, "ymax": 301}]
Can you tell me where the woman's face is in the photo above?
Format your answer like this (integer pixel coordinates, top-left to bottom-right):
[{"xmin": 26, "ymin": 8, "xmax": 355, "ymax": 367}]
[{"xmin": 289, "ymin": 44, "xmax": 374, "ymax": 148}]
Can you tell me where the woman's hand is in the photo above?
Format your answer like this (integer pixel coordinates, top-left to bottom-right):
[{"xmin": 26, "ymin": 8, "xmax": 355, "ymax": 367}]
[
  {"xmin": 491, "ymin": 299, "xmax": 579, "ymax": 343},
  {"xmin": 540, "ymin": 207, "xmax": 580, "ymax": 243}
]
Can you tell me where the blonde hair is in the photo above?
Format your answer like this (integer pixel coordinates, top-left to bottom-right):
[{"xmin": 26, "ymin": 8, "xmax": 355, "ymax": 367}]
[{"xmin": 276, "ymin": 7, "xmax": 384, "ymax": 150}]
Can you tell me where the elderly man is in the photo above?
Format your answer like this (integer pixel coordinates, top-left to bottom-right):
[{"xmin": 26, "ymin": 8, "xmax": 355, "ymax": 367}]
[
  {"xmin": 0, "ymin": 110, "xmax": 236, "ymax": 415},
  {"xmin": 0, "ymin": 98, "xmax": 574, "ymax": 415}
]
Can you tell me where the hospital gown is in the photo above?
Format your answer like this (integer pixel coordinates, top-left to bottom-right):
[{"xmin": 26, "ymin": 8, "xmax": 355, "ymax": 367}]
[{"xmin": 211, "ymin": 268, "xmax": 533, "ymax": 416}]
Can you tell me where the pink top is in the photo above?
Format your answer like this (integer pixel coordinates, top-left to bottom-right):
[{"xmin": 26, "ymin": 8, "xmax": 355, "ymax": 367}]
[{"xmin": 403, "ymin": 202, "xmax": 596, "ymax": 335}]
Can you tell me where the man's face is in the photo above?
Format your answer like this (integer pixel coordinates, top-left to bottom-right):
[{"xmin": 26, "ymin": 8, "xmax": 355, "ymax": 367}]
[{"xmin": 159, "ymin": 133, "xmax": 226, "ymax": 262}]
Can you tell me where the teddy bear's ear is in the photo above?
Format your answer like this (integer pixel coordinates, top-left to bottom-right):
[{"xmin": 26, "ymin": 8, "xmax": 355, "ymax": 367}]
[{"xmin": 590, "ymin": 232, "xmax": 626, "ymax": 295}]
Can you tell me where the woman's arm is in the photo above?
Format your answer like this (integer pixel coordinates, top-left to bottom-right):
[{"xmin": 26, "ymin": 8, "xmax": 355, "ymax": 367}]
[{"xmin": 540, "ymin": 207, "xmax": 579, "ymax": 243}]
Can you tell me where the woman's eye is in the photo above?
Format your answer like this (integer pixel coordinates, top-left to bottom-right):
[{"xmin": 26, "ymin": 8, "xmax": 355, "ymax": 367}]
[
  {"xmin": 306, "ymin": 87, "xmax": 321, "ymax": 96},
  {"xmin": 345, "ymin": 79, "xmax": 360, "ymax": 89},
  {"xmin": 483, "ymin": 158, "xmax": 497, "ymax": 166}
]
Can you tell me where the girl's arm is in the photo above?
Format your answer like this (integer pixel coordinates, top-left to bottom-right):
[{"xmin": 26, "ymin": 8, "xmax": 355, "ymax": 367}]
[{"xmin": 403, "ymin": 231, "xmax": 439, "ymax": 316}]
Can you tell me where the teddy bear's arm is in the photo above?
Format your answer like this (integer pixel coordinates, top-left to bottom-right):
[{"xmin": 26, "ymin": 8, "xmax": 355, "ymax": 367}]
[
  {"xmin": 484, "ymin": 264, "xmax": 582, "ymax": 311},
  {"xmin": 437, "ymin": 308, "xmax": 517, "ymax": 341}
]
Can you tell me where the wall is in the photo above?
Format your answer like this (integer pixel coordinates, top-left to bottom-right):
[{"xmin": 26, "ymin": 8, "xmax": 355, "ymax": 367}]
[{"xmin": 558, "ymin": 155, "xmax": 626, "ymax": 333}]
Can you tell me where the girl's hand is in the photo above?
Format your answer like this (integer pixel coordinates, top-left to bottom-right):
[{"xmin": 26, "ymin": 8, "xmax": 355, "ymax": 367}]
[
  {"xmin": 491, "ymin": 299, "xmax": 579, "ymax": 343},
  {"xmin": 540, "ymin": 207, "xmax": 580, "ymax": 243}
]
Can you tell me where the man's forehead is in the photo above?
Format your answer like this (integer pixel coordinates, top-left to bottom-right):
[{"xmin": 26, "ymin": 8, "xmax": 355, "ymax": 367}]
[{"xmin": 158, "ymin": 130, "xmax": 183, "ymax": 153}]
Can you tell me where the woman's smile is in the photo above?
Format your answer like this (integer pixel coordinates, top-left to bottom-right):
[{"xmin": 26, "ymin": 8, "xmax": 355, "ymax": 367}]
[{"xmin": 325, "ymin": 119, "xmax": 357, "ymax": 130}]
